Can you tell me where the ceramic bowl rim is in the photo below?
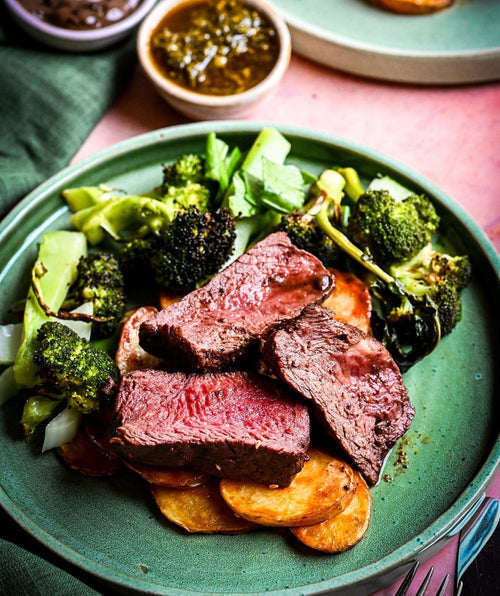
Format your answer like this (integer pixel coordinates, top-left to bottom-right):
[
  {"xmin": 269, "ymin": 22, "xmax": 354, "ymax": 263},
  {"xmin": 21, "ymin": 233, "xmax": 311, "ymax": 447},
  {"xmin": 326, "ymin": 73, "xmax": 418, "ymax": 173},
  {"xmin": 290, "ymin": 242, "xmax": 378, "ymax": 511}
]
[
  {"xmin": 4, "ymin": 0, "xmax": 158, "ymax": 42},
  {"xmin": 136, "ymin": 0, "xmax": 292, "ymax": 109}
]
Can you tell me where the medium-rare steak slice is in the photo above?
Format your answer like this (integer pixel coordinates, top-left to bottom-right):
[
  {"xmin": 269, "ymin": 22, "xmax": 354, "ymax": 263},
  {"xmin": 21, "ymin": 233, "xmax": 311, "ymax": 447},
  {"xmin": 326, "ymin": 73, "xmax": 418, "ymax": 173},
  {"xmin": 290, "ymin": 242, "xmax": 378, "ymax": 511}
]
[
  {"xmin": 261, "ymin": 304, "xmax": 414, "ymax": 485},
  {"xmin": 110, "ymin": 369, "xmax": 310, "ymax": 487},
  {"xmin": 139, "ymin": 232, "xmax": 334, "ymax": 371}
]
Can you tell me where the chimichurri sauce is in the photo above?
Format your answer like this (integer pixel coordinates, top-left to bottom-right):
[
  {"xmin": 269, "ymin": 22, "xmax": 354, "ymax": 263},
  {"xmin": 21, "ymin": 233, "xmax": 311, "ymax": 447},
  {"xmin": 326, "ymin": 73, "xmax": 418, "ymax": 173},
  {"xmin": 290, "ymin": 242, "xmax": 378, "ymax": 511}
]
[{"xmin": 150, "ymin": 0, "xmax": 280, "ymax": 96}]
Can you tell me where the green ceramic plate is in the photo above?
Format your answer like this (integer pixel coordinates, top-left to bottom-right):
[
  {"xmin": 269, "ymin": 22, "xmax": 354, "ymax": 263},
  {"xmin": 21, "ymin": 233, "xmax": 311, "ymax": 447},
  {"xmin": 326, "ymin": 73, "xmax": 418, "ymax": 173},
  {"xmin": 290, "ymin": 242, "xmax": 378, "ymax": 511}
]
[
  {"xmin": 268, "ymin": 0, "xmax": 500, "ymax": 84},
  {"xmin": 0, "ymin": 122, "xmax": 499, "ymax": 595}
]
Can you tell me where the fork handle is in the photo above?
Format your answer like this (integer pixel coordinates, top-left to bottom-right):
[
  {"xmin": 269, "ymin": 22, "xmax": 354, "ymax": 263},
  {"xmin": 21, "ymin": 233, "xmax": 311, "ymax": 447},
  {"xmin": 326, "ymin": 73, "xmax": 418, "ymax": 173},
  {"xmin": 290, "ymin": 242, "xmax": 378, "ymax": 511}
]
[{"xmin": 455, "ymin": 496, "xmax": 500, "ymax": 586}]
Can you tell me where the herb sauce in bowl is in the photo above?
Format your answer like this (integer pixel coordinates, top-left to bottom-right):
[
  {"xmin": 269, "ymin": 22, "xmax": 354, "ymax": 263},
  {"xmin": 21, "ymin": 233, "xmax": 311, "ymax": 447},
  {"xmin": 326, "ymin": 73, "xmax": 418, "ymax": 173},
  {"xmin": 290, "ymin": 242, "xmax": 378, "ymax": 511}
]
[{"xmin": 149, "ymin": 0, "xmax": 280, "ymax": 96}]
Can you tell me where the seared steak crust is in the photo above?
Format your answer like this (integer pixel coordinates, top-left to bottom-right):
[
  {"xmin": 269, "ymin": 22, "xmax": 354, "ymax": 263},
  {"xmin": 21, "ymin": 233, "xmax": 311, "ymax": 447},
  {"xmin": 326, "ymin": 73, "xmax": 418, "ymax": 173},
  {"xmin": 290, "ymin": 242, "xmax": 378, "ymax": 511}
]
[
  {"xmin": 139, "ymin": 232, "xmax": 334, "ymax": 371},
  {"xmin": 261, "ymin": 304, "xmax": 414, "ymax": 485},
  {"xmin": 110, "ymin": 369, "xmax": 310, "ymax": 487}
]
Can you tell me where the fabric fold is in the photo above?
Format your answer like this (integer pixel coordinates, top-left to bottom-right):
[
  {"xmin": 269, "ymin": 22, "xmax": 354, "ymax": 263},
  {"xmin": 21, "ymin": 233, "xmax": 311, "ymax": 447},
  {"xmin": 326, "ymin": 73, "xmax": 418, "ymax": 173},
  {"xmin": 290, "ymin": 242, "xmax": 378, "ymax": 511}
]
[{"xmin": 0, "ymin": 4, "xmax": 138, "ymax": 219}]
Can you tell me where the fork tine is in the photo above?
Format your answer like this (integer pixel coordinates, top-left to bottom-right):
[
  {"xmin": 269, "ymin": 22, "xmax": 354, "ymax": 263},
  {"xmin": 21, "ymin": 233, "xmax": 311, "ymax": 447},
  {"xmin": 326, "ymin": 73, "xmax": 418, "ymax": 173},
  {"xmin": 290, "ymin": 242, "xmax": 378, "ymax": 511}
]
[
  {"xmin": 415, "ymin": 566, "xmax": 434, "ymax": 596},
  {"xmin": 395, "ymin": 561, "xmax": 420, "ymax": 596},
  {"xmin": 394, "ymin": 562, "xmax": 449, "ymax": 596},
  {"xmin": 434, "ymin": 573, "xmax": 449, "ymax": 596}
]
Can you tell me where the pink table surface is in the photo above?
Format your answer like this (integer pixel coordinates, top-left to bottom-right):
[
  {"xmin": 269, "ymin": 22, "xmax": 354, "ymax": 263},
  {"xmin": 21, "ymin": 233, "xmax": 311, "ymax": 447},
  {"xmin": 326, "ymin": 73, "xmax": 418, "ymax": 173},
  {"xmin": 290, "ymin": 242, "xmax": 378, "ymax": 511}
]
[{"xmin": 72, "ymin": 55, "xmax": 500, "ymax": 596}]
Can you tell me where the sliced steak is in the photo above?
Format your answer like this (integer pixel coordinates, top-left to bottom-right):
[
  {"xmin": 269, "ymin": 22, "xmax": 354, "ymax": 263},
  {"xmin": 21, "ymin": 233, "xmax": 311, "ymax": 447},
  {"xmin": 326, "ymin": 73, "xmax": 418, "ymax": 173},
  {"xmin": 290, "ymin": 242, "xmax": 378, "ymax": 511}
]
[
  {"xmin": 261, "ymin": 304, "xmax": 414, "ymax": 485},
  {"xmin": 110, "ymin": 369, "xmax": 310, "ymax": 487},
  {"xmin": 139, "ymin": 232, "xmax": 334, "ymax": 371}
]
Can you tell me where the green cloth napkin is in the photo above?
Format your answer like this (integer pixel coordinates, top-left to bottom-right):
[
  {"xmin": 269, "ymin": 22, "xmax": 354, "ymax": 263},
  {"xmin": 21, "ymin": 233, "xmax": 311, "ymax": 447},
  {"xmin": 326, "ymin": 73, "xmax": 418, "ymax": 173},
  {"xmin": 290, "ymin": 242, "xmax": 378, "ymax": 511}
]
[
  {"xmin": 0, "ymin": 538, "xmax": 102, "ymax": 595},
  {"xmin": 0, "ymin": 2, "xmax": 138, "ymax": 220},
  {"xmin": 0, "ymin": 7, "xmax": 139, "ymax": 593},
  {"xmin": 0, "ymin": 504, "xmax": 112, "ymax": 594}
]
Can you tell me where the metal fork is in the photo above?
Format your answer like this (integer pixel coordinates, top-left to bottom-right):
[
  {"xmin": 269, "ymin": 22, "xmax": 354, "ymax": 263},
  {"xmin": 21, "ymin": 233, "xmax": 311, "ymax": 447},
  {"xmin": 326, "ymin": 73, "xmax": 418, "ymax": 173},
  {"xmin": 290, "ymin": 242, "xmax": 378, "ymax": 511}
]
[
  {"xmin": 394, "ymin": 561, "xmax": 456, "ymax": 596},
  {"xmin": 394, "ymin": 495, "xmax": 499, "ymax": 596}
]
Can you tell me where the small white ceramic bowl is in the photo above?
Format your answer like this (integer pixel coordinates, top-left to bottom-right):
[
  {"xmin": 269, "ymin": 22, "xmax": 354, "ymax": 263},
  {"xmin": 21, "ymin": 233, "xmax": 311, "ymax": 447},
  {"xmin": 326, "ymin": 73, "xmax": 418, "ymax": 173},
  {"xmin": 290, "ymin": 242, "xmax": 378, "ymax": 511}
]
[
  {"xmin": 137, "ymin": 0, "xmax": 291, "ymax": 120},
  {"xmin": 4, "ymin": 0, "xmax": 158, "ymax": 52}
]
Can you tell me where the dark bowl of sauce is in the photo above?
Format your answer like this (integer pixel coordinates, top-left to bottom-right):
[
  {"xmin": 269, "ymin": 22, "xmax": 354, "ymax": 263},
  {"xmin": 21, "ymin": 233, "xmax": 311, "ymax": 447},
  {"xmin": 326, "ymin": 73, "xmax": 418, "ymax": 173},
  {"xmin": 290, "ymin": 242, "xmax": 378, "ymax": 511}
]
[
  {"xmin": 18, "ymin": 0, "xmax": 144, "ymax": 31},
  {"xmin": 4, "ymin": 0, "xmax": 157, "ymax": 51},
  {"xmin": 137, "ymin": 0, "xmax": 291, "ymax": 119}
]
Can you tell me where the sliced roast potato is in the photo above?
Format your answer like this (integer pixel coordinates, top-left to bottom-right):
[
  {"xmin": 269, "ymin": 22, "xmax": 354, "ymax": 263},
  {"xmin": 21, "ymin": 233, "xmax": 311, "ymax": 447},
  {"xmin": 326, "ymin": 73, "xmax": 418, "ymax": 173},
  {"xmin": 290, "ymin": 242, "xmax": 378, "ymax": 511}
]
[
  {"xmin": 57, "ymin": 426, "xmax": 123, "ymax": 477},
  {"xmin": 291, "ymin": 469, "xmax": 372, "ymax": 553},
  {"xmin": 322, "ymin": 268, "xmax": 372, "ymax": 334},
  {"xmin": 125, "ymin": 461, "xmax": 209, "ymax": 487},
  {"xmin": 151, "ymin": 480, "xmax": 258, "ymax": 534},
  {"xmin": 219, "ymin": 448, "xmax": 356, "ymax": 527}
]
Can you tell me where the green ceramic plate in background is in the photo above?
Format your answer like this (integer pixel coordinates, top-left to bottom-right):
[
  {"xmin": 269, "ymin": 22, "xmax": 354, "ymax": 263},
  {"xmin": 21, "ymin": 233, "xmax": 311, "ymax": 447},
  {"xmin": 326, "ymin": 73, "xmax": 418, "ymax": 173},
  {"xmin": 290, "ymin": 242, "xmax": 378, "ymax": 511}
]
[
  {"xmin": 268, "ymin": 0, "xmax": 500, "ymax": 84},
  {"xmin": 0, "ymin": 122, "xmax": 499, "ymax": 595}
]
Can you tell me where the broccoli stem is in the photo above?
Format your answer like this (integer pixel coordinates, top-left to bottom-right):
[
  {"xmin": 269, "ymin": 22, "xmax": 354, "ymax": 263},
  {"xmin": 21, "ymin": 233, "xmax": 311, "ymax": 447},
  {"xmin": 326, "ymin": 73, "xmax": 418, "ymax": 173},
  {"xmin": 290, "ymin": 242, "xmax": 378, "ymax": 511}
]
[
  {"xmin": 71, "ymin": 196, "xmax": 173, "ymax": 245},
  {"xmin": 315, "ymin": 200, "xmax": 394, "ymax": 285},
  {"xmin": 336, "ymin": 167, "xmax": 365, "ymax": 201},
  {"xmin": 14, "ymin": 231, "xmax": 87, "ymax": 388},
  {"xmin": 62, "ymin": 185, "xmax": 116, "ymax": 212},
  {"xmin": 307, "ymin": 168, "xmax": 394, "ymax": 285}
]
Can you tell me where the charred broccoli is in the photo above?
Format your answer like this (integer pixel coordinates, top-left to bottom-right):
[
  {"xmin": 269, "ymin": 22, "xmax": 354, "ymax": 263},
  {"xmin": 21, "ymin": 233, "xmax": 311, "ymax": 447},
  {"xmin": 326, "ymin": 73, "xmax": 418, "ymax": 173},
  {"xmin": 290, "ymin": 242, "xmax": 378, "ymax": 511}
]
[
  {"xmin": 389, "ymin": 244, "xmax": 472, "ymax": 337},
  {"xmin": 369, "ymin": 277, "xmax": 442, "ymax": 370},
  {"xmin": 64, "ymin": 252, "xmax": 126, "ymax": 339},
  {"xmin": 278, "ymin": 169, "xmax": 346, "ymax": 267},
  {"xmin": 120, "ymin": 206, "xmax": 236, "ymax": 293},
  {"xmin": 33, "ymin": 321, "xmax": 119, "ymax": 415},
  {"xmin": 66, "ymin": 154, "xmax": 218, "ymax": 245},
  {"xmin": 347, "ymin": 189, "xmax": 440, "ymax": 266},
  {"xmin": 64, "ymin": 150, "xmax": 238, "ymax": 294},
  {"xmin": 279, "ymin": 209, "xmax": 342, "ymax": 266},
  {"xmin": 157, "ymin": 154, "xmax": 215, "ymax": 214},
  {"xmin": 161, "ymin": 153, "xmax": 207, "ymax": 186},
  {"xmin": 281, "ymin": 167, "xmax": 470, "ymax": 370}
]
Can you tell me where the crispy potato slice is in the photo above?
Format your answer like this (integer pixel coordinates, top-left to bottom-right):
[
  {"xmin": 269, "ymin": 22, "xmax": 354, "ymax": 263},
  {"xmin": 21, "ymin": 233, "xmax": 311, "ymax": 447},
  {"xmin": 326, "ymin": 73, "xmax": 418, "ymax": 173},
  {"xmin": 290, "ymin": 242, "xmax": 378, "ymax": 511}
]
[
  {"xmin": 371, "ymin": 0, "xmax": 453, "ymax": 14},
  {"xmin": 322, "ymin": 268, "xmax": 372, "ymax": 334},
  {"xmin": 151, "ymin": 480, "xmax": 258, "ymax": 534},
  {"xmin": 125, "ymin": 461, "xmax": 209, "ymax": 487},
  {"xmin": 158, "ymin": 289, "xmax": 184, "ymax": 310},
  {"xmin": 115, "ymin": 306, "xmax": 165, "ymax": 374},
  {"xmin": 291, "ymin": 470, "xmax": 372, "ymax": 553},
  {"xmin": 219, "ymin": 448, "xmax": 356, "ymax": 527},
  {"xmin": 57, "ymin": 426, "xmax": 123, "ymax": 477}
]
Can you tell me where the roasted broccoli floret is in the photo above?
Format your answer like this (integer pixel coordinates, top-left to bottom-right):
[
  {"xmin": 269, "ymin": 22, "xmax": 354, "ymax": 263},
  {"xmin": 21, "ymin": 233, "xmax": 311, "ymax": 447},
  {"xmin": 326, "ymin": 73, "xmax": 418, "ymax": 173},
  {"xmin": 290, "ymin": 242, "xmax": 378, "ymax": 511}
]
[
  {"xmin": 33, "ymin": 321, "xmax": 119, "ymax": 415},
  {"xmin": 120, "ymin": 206, "xmax": 236, "ymax": 293},
  {"xmin": 390, "ymin": 244, "xmax": 472, "ymax": 292},
  {"xmin": 162, "ymin": 154, "xmax": 206, "ymax": 187},
  {"xmin": 67, "ymin": 155, "xmax": 219, "ymax": 247},
  {"xmin": 389, "ymin": 244, "xmax": 472, "ymax": 337},
  {"xmin": 347, "ymin": 189, "xmax": 440, "ymax": 266},
  {"xmin": 162, "ymin": 179, "xmax": 212, "ymax": 214},
  {"xmin": 352, "ymin": 242, "xmax": 471, "ymax": 368},
  {"xmin": 282, "ymin": 168, "xmax": 450, "ymax": 370},
  {"xmin": 279, "ymin": 209, "xmax": 342, "ymax": 267},
  {"xmin": 64, "ymin": 252, "xmax": 126, "ymax": 339},
  {"xmin": 278, "ymin": 169, "xmax": 346, "ymax": 267},
  {"xmin": 369, "ymin": 278, "xmax": 442, "ymax": 370},
  {"xmin": 157, "ymin": 153, "xmax": 215, "ymax": 214},
  {"xmin": 430, "ymin": 284, "xmax": 463, "ymax": 338}
]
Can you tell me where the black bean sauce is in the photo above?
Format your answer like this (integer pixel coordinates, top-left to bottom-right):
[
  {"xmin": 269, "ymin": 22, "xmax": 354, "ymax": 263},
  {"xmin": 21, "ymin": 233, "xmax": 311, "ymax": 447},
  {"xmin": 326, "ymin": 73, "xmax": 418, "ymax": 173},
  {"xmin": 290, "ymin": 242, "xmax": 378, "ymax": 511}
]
[{"xmin": 20, "ymin": 0, "xmax": 143, "ymax": 30}]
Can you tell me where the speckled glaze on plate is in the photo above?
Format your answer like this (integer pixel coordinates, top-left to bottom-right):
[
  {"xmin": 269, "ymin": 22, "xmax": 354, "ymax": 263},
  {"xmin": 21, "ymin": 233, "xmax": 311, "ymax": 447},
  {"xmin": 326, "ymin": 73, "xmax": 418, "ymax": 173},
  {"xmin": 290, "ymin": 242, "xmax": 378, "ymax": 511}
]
[
  {"xmin": 0, "ymin": 122, "xmax": 499, "ymax": 595},
  {"xmin": 268, "ymin": 0, "xmax": 500, "ymax": 84}
]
